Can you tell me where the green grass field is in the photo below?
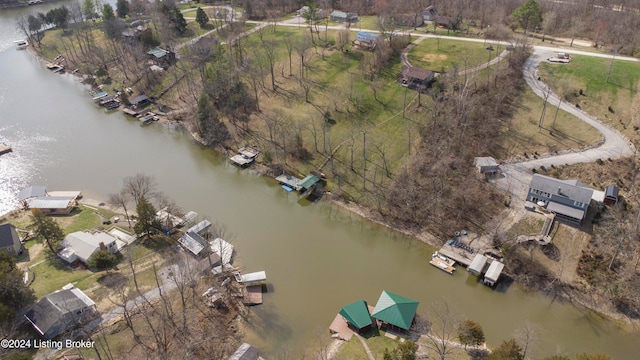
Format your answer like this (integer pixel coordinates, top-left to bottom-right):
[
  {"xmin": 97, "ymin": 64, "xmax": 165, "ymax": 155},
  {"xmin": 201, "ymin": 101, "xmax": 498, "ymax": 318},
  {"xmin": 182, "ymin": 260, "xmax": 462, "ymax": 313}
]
[
  {"xmin": 539, "ymin": 55, "xmax": 640, "ymax": 137},
  {"xmin": 335, "ymin": 331, "xmax": 400, "ymax": 359},
  {"xmin": 407, "ymin": 38, "xmax": 500, "ymax": 73}
]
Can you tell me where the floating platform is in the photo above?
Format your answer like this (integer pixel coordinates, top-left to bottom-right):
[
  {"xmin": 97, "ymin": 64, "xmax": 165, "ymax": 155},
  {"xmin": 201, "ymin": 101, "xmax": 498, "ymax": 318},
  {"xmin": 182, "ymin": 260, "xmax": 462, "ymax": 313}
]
[
  {"xmin": 0, "ymin": 144, "xmax": 12, "ymax": 156},
  {"xmin": 242, "ymin": 285, "xmax": 263, "ymax": 305},
  {"xmin": 275, "ymin": 174, "xmax": 302, "ymax": 191},
  {"xmin": 229, "ymin": 154, "xmax": 255, "ymax": 167},
  {"xmin": 429, "ymin": 252, "xmax": 456, "ymax": 274}
]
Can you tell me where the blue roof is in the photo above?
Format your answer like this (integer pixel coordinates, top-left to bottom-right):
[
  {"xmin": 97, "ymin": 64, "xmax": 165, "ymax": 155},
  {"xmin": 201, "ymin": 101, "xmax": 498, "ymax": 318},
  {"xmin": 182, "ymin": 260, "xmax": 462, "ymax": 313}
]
[
  {"xmin": 147, "ymin": 47, "xmax": 170, "ymax": 59},
  {"xmin": 331, "ymin": 10, "xmax": 347, "ymax": 18},
  {"xmin": 356, "ymin": 32, "xmax": 379, "ymax": 41}
]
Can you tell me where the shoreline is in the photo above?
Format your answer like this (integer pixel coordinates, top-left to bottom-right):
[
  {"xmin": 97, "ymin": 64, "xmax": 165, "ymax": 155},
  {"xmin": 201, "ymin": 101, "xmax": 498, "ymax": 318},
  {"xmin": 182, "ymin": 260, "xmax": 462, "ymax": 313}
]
[{"xmin": 17, "ymin": 36, "xmax": 640, "ymax": 343}]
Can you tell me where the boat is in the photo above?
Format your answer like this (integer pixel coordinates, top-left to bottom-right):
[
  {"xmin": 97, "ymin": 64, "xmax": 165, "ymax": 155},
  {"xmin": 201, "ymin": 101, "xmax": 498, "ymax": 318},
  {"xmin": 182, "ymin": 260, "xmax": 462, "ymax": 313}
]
[
  {"xmin": 46, "ymin": 63, "xmax": 65, "ymax": 73},
  {"xmin": 0, "ymin": 143, "xmax": 13, "ymax": 156},
  {"xmin": 138, "ymin": 112, "xmax": 159, "ymax": 125},
  {"xmin": 14, "ymin": 40, "xmax": 28, "ymax": 50},
  {"xmin": 429, "ymin": 251, "xmax": 456, "ymax": 274},
  {"xmin": 233, "ymin": 271, "xmax": 267, "ymax": 286}
]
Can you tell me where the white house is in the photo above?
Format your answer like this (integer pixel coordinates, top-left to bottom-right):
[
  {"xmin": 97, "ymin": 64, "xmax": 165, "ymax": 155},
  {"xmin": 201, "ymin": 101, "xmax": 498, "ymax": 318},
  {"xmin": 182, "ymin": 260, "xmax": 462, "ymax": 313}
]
[{"xmin": 58, "ymin": 231, "xmax": 118, "ymax": 264}]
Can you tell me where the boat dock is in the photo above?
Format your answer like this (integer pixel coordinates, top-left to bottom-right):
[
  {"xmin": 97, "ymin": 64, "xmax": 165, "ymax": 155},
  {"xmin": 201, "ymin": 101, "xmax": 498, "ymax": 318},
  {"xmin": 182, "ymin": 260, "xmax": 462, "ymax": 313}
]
[
  {"xmin": 275, "ymin": 174, "xmax": 302, "ymax": 191},
  {"xmin": 0, "ymin": 144, "xmax": 12, "ymax": 156},
  {"xmin": 429, "ymin": 252, "xmax": 456, "ymax": 274},
  {"xmin": 242, "ymin": 285, "xmax": 263, "ymax": 305},
  {"xmin": 229, "ymin": 146, "xmax": 259, "ymax": 167}
]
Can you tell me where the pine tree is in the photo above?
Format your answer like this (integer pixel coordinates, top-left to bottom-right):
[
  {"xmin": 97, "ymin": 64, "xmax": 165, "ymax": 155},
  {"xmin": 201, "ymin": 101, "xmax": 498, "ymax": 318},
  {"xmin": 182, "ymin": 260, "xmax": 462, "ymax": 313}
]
[
  {"xmin": 87, "ymin": 249, "xmax": 118, "ymax": 271},
  {"xmin": 512, "ymin": 0, "xmax": 543, "ymax": 34},
  {"xmin": 195, "ymin": 7, "xmax": 210, "ymax": 28},
  {"xmin": 29, "ymin": 209, "xmax": 64, "ymax": 254},
  {"xmin": 134, "ymin": 195, "xmax": 159, "ymax": 239},
  {"xmin": 116, "ymin": 0, "xmax": 129, "ymax": 19}
]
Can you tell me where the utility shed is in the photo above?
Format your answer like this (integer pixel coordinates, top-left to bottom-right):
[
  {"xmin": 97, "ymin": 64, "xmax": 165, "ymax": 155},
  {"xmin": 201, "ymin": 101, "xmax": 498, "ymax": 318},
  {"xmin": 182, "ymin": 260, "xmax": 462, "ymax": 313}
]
[
  {"xmin": 604, "ymin": 185, "xmax": 619, "ymax": 205},
  {"xmin": 483, "ymin": 261, "xmax": 504, "ymax": 287},
  {"xmin": 468, "ymin": 254, "xmax": 488, "ymax": 275}
]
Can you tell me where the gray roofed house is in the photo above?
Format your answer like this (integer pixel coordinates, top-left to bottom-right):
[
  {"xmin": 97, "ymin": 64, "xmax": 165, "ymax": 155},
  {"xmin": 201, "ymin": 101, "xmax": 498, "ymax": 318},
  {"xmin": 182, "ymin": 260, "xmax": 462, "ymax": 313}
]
[
  {"xmin": 27, "ymin": 196, "xmax": 75, "ymax": 214},
  {"xmin": 24, "ymin": 287, "xmax": 97, "ymax": 339},
  {"xmin": 330, "ymin": 10, "xmax": 358, "ymax": 23},
  {"xmin": 19, "ymin": 186, "xmax": 47, "ymax": 202},
  {"xmin": 526, "ymin": 174, "xmax": 594, "ymax": 224},
  {"xmin": 422, "ymin": 5, "xmax": 436, "ymax": 21},
  {"xmin": 58, "ymin": 231, "xmax": 119, "ymax": 264},
  {"xmin": 0, "ymin": 223, "xmax": 23, "ymax": 256},
  {"xmin": 229, "ymin": 342, "xmax": 264, "ymax": 360},
  {"xmin": 129, "ymin": 94, "xmax": 150, "ymax": 109},
  {"xmin": 474, "ymin": 157, "xmax": 500, "ymax": 176}
]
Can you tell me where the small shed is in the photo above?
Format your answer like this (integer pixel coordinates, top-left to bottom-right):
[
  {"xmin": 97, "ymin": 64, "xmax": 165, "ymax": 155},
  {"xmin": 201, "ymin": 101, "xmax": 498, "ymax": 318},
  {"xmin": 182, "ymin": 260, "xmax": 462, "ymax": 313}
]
[
  {"xmin": 422, "ymin": 5, "xmax": 436, "ymax": 21},
  {"xmin": 0, "ymin": 223, "xmax": 23, "ymax": 256},
  {"xmin": 604, "ymin": 185, "xmax": 619, "ymax": 205},
  {"xmin": 339, "ymin": 299, "xmax": 373, "ymax": 330},
  {"xmin": 474, "ymin": 157, "xmax": 500, "ymax": 176},
  {"xmin": 371, "ymin": 290, "xmax": 419, "ymax": 330},
  {"xmin": 468, "ymin": 254, "xmax": 488, "ymax": 275},
  {"xmin": 483, "ymin": 261, "xmax": 504, "ymax": 287}
]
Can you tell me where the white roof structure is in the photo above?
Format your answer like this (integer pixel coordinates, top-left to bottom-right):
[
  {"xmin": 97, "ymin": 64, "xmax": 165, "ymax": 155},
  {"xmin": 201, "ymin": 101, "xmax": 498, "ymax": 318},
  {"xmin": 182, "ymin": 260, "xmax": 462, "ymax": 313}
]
[
  {"xmin": 183, "ymin": 211, "xmax": 198, "ymax": 227},
  {"xmin": 178, "ymin": 231, "xmax": 207, "ymax": 256},
  {"xmin": 59, "ymin": 231, "xmax": 118, "ymax": 264},
  {"xmin": 484, "ymin": 261, "xmax": 505, "ymax": 283},
  {"xmin": 210, "ymin": 237, "xmax": 233, "ymax": 266},
  {"xmin": 46, "ymin": 191, "xmax": 82, "ymax": 199},
  {"xmin": 188, "ymin": 220, "xmax": 212, "ymax": 235},
  {"xmin": 235, "ymin": 271, "xmax": 267, "ymax": 285},
  {"xmin": 28, "ymin": 196, "xmax": 74, "ymax": 209},
  {"xmin": 468, "ymin": 254, "xmax": 488, "ymax": 275}
]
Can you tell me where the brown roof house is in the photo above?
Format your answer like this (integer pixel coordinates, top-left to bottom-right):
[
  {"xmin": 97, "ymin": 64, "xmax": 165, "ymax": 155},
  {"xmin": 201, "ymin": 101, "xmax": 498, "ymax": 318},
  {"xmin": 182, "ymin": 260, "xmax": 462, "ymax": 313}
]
[
  {"xmin": 23, "ymin": 285, "xmax": 98, "ymax": 339},
  {"xmin": 0, "ymin": 223, "xmax": 23, "ymax": 256},
  {"xmin": 400, "ymin": 66, "xmax": 435, "ymax": 91}
]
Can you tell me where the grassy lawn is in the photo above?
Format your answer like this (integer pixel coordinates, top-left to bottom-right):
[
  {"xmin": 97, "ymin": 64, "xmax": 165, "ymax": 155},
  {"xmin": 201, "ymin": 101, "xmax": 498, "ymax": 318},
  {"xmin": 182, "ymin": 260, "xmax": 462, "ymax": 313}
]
[
  {"xmin": 539, "ymin": 55, "xmax": 640, "ymax": 138},
  {"xmin": 408, "ymin": 38, "xmax": 500, "ymax": 73},
  {"xmin": 493, "ymin": 84, "xmax": 602, "ymax": 160},
  {"xmin": 354, "ymin": 16, "xmax": 379, "ymax": 30},
  {"xmin": 30, "ymin": 258, "xmax": 97, "ymax": 298},
  {"xmin": 335, "ymin": 331, "xmax": 402, "ymax": 359},
  {"xmin": 506, "ymin": 214, "xmax": 546, "ymax": 240}
]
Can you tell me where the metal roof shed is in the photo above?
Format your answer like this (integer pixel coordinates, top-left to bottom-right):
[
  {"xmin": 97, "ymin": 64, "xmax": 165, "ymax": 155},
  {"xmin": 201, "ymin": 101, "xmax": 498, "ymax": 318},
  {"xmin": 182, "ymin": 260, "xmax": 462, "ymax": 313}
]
[
  {"xmin": 339, "ymin": 299, "xmax": 373, "ymax": 330},
  {"xmin": 371, "ymin": 290, "xmax": 419, "ymax": 330},
  {"xmin": 484, "ymin": 261, "xmax": 504, "ymax": 287},
  {"xmin": 298, "ymin": 175, "xmax": 320, "ymax": 191},
  {"xmin": 468, "ymin": 254, "xmax": 488, "ymax": 275}
]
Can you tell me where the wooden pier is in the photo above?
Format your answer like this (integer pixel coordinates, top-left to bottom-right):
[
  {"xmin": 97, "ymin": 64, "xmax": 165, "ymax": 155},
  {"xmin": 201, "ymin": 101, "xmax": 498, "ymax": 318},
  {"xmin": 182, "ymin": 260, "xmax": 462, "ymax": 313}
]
[{"xmin": 242, "ymin": 285, "xmax": 263, "ymax": 305}]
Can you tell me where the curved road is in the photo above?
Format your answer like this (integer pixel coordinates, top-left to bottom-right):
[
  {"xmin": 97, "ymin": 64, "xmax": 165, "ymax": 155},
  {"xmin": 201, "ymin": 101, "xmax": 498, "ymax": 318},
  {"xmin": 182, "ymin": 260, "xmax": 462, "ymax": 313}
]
[{"xmin": 494, "ymin": 48, "xmax": 636, "ymax": 197}]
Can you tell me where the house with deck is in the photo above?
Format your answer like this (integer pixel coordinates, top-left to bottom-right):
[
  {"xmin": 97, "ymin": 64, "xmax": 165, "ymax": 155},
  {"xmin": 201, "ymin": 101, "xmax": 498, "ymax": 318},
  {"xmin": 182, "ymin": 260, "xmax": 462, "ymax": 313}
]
[
  {"xmin": 354, "ymin": 31, "xmax": 380, "ymax": 50},
  {"xmin": 147, "ymin": 47, "xmax": 175, "ymax": 68},
  {"xmin": 525, "ymin": 174, "xmax": 594, "ymax": 224},
  {"xmin": 330, "ymin": 10, "xmax": 358, "ymax": 23},
  {"xmin": 58, "ymin": 231, "xmax": 119, "ymax": 265},
  {"xmin": 400, "ymin": 66, "xmax": 435, "ymax": 91},
  {"xmin": 0, "ymin": 223, "xmax": 23, "ymax": 256},
  {"xmin": 26, "ymin": 196, "xmax": 75, "ymax": 215},
  {"xmin": 23, "ymin": 286, "xmax": 98, "ymax": 339}
]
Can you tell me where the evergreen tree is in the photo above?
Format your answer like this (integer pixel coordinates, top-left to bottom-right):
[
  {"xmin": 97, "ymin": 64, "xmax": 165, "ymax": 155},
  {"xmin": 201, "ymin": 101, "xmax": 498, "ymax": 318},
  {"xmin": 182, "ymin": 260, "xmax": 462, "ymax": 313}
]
[
  {"xmin": 83, "ymin": 0, "xmax": 96, "ymax": 21},
  {"xmin": 170, "ymin": 7, "xmax": 187, "ymax": 33},
  {"xmin": 134, "ymin": 195, "xmax": 160, "ymax": 239},
  {"xmin": 512, "ymin": 0, "xmax": 543, "ymax": 34},
  {"xmin": 102, "ymin": 4, "xmax": 115, "ymax": 20},
  {"xmin": 458, "ymin": 319, "xmax": 485, "ymax": 349},
  {"xmin": 116, "ymin": 0, "xmax": 129, "ymax": 19},
  {"xmin": 195, "ymin": 7, "xmax": 210, "ymax": 28},
  {"xmin": 0, "ymin": 252, "xmax": 35, "ymax": 323},
  {"xmin": 487, "ymin": 338, "xmax": 525, "ymax": 360},
  {"xmin": 87, "ymin": 249, "xmax": 118, "ymax": 271},
  {"xmin": 29, "ymin": 209, "xmax": 64, "ymax": 254}
]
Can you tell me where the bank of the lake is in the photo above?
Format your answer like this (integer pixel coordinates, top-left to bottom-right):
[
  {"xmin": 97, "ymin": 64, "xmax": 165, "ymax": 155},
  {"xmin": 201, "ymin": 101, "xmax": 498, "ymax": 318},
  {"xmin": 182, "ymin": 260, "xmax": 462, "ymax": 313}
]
[{"xmin": 1, "ymin": 9, "xmax": 640, "ymax": 359}]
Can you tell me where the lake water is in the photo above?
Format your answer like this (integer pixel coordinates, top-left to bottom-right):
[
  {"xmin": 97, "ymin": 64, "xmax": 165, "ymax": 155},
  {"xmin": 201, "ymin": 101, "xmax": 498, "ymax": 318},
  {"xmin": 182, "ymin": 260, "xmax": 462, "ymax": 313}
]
[{"xmin": 0, "ymin": 5, "xmax": 639, "ymax": 358}]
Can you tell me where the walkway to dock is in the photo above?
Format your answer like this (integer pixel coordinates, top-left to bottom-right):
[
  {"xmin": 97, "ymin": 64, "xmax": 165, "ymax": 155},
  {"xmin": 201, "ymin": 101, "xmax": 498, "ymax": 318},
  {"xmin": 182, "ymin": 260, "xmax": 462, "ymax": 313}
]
[{"xmin": 354, "ymin": 334, "xmax": 375, "ymax": 360}]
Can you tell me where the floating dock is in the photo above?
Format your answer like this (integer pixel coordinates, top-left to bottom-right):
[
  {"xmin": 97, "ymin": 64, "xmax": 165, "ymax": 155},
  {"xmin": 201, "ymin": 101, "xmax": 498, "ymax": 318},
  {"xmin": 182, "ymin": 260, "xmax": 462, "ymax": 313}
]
[
  {"xmin": 275, "ymin": 174, "xmax": 302, "ymax": 191},
  {"xmin": 229, "ymin": 146, "xmax": 259, "ymax": 167},
  {"xmin": 429, "ymin": 252, "xmax": 456, "ymax": 274},
  {"xmin": 242, "ymin": 285, "xmax": 263, "ymax": 305}
]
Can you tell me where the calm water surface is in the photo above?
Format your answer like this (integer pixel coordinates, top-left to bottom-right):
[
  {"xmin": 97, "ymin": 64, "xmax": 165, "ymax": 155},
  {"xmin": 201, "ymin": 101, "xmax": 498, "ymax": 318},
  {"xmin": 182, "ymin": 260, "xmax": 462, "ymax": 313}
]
[{"xmin": 1, "ymin": 6, "xmax": 639, "ymax": 359}]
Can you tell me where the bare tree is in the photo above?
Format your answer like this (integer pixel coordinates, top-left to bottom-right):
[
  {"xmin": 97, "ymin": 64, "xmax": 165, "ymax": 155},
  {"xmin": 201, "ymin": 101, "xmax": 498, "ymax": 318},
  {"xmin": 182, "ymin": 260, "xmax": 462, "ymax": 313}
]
[
  {"xmin": 123, "ymin": 173, "xmax": 158, "ymax": 205},
  {"xmin": 424, "ymin": 298, "xmax": 462, "ymax": 360},
  {"xmin": 108, "ymin": 189, "xmax": 132, "ymax": 228},
  {"xmin": 514, "ymin": 320, "xmax": 541, "ymax": 360}
]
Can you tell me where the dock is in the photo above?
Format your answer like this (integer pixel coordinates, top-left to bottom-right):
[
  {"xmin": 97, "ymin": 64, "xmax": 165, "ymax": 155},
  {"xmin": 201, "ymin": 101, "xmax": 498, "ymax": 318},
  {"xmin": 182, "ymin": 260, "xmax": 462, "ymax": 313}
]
[
  {"xmin": 229, "ymin": 146, "xmax": 259, "ymax": 167},
  {"xmin": 229, "ymin": 154, "xmax": 255, "ymax": 167},
  {"xmin": 242, "ymin": 285, "xmax": 263, "ymax": 305},
  {"xmin": 275, "ymin": 174, "xmax": 302, "ymax": 191},
  {"xmin": 0, "ymin": 144, "xmax": 12, "ymax": 156},
  {"xmin": 429, "ymin": 252, "xmax": 456, "ymax": 274}
]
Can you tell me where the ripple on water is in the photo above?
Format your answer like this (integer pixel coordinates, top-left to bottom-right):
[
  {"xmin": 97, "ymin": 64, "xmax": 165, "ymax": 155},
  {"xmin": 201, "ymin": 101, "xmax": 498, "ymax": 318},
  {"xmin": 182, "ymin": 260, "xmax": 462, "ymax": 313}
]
[{"xmin": 0, "ymin": 129, "xmax": 57, "ymax": 216}]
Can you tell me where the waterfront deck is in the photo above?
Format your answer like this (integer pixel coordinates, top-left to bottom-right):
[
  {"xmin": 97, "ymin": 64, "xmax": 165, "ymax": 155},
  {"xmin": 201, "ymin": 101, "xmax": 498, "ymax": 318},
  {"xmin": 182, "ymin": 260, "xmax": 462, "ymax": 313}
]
[
  {"xmin": 229, "ymin": 154, "xmax": 254, "ymax": 167},
  {"xmin": 329, "ymin": 313, "xmax": 355, "ymax": 340}
]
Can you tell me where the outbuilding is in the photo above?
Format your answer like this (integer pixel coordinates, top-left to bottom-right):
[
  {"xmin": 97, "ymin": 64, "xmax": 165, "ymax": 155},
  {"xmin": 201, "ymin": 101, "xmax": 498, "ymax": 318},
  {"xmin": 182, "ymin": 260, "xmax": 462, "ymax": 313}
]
[
  {"xmin": 468, "ymin": 254, "xmax": 488, "ymax": 275},
  {"xmin": 604, "ymin": 185, "xmax": 619, "ymax": 205},
  {"xmin": 483, "ymin": 261, "xmax": 504, "ymax": 287}
]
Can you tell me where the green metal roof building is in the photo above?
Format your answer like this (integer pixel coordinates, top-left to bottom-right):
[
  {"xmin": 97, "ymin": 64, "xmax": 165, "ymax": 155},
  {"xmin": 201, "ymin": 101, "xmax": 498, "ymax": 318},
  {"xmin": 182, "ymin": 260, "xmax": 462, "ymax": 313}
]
[
  {"xmin": 339, "ymin": 300, "xmax": 373, "ymax": 330},
  {"xmin": 298, "ymin": 175, "xmax": 320, "ymax": 191},
  {"xmin": 371, "ymin": 290, "xmax": 419, "ymax": 330}
]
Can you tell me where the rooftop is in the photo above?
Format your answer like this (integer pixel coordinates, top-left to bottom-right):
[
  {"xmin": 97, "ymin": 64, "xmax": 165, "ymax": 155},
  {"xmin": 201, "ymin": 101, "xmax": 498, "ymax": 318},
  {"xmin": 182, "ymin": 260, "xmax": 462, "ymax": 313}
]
[
  {"xmin": 530, "ymin": 174, "xmax": 594, "ymax": 205},
  {"xmin": 18, "ymin": 186, "xmax": 47, "ymax": 201},
  {"xmin": 28, "ymin": 196, "xmax": 74, "ymax": 209},
  {"xmin": 147, "ymin": 47, "xmax": 171, "ymax": 59}
]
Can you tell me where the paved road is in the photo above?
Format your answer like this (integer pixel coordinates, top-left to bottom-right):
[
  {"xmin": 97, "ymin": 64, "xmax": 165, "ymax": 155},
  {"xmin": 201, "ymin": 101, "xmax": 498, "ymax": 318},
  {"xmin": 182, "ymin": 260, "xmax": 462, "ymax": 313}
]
[{"xmin": 493, "ymin": 48, "xmax": 636, "ymax": 197}]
